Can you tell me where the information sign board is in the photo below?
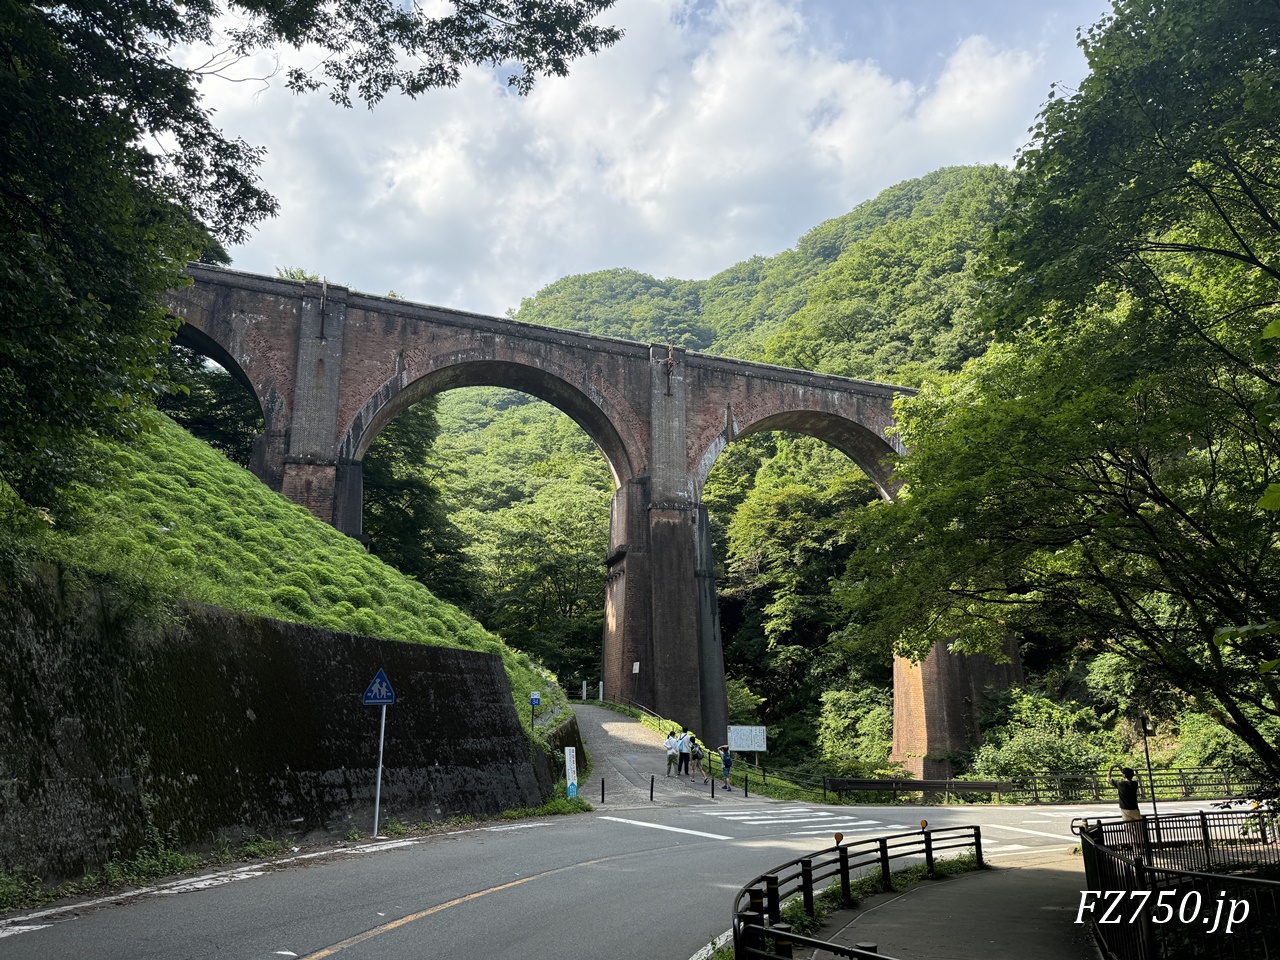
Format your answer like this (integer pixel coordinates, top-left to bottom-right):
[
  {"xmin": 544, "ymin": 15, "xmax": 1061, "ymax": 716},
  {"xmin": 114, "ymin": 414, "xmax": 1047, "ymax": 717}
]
[{"xmin": 727, "ymin": 725, "xmax": 767, "ymax": 752}]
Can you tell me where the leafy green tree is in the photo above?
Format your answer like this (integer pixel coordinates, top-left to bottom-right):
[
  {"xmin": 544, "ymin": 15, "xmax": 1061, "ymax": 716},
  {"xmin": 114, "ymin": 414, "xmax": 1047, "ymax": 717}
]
[
  {"xmin": 458, "ymin": 479, "xmax": 610, "ymax": 688},
  {"xmin": 816, "ymin": 687, "xmax": 894, "ymax": 777},
  {"xmin": 362, "ymin": 402, "xmax": 476, "ymax": 608},
  {"xmin": 969, "ymin": 689, "xmax": 1120, "ymax": 779},
  {"xmin": 986, "ymin": 0, "xmax": 1280, "ymax": 333},
  {"xmin": 1, "ymin": 1, "xmax": 621, "ymax": 512},
  {"xmin": 841, "ymin": 303, "xmax": 1280, "ymax": 778}
]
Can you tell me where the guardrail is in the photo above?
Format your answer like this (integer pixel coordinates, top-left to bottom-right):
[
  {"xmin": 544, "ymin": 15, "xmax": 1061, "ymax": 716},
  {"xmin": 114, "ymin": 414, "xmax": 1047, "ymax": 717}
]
[
  {"xmin": 731, "ymin": 825, "xmax": 983, "ymax": 959},
  {"xmin": 1073, "ymin": 810, "xmax": 1280, "ymax": 959},
  {"xmin": 825, "ymin": 767, "xmax": 1261, "ymax": 805}
]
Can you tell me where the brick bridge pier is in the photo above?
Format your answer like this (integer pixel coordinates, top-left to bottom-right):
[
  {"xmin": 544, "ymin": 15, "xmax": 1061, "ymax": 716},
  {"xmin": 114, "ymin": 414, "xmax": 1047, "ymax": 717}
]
[{"xmin": 167, "ymin": 264, "xmax": 1016, "ymax": 767}]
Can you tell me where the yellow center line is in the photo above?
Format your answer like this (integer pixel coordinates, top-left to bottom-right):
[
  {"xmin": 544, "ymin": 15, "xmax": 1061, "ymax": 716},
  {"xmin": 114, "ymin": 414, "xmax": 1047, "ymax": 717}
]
[{"xmin": 299, "ymin": 855, "xmax": 613, "ymax": 958}]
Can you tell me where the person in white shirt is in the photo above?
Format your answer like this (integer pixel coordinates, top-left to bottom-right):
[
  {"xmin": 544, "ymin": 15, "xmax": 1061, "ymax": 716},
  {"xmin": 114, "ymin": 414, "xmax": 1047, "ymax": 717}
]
[{"xmin": 664, "ymin": 731, "xmax": 679, "ymax": 777}]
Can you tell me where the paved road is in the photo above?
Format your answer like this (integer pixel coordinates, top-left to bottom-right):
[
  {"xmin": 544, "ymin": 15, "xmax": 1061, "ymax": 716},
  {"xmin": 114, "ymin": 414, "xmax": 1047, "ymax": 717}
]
[{"xmin": 0, "ymin": 705, "xmax": 1220, "ymax": 959}]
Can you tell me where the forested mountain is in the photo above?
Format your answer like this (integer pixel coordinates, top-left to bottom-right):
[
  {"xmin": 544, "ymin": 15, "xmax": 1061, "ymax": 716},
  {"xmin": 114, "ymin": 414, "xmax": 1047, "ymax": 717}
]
[{"xmin": 510, "ymin": 164, "xmax": 1014, "ymax": 375}]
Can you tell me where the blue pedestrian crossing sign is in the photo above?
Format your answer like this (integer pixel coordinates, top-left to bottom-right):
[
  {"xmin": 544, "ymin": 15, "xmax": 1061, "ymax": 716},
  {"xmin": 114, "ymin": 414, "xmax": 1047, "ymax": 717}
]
[{"xmin": 363, "ymin": 668, "xmax": 395, "ymax": 706}]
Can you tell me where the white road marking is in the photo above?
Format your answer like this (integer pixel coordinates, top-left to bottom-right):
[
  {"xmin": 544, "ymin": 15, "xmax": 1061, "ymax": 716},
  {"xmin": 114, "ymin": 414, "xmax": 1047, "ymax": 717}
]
[
  {"xmin": 155, "ymin": 871, "xmax": 265, "ymax": 894},
  {"xmin": 788, "ymin": 825, "xmax": 886, "ymax": 836},
  {"xmin": 598, "ymin": 817, "xmax": 732, "ymax": 840},
  {"xmin": 480, "ymin": 824, "xmax": 552, "ymax": 833},
  {"xmin": 732, "ymin": 815, "xmax": 848, "ymax": 825},
  {"xmin": 0, "ymin": 925, "xmax": 49, "ymax": 938}
]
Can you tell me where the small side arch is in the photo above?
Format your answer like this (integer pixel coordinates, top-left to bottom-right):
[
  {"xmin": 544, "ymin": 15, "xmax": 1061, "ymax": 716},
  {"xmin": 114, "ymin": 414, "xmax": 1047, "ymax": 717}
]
[
  {"xmin": 339, "ymin": 359, "xmax": 636, "ymax": 488},
  {"xmin": 694, "ymin": 409, "xmax": 902, "ymax": 501},
  {"xmin": 172, "ymin": 323, "xmax": 263, "ymax": 417}
]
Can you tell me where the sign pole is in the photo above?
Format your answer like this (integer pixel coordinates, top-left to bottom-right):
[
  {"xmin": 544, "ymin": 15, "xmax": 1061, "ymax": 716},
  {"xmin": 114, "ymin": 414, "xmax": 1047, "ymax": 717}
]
[
  {"xmin": 373, "ymin": 703, "xmax": 386, "ymax": 837},
  {"xmin": 363, "ymin": 668, "xmax": 395, "ymax": 838}
]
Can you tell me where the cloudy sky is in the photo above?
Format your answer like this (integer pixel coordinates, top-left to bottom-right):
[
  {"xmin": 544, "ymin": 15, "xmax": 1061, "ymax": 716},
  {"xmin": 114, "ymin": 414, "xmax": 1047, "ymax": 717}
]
[{"xmin": 198, "ymin": 0, "xmax": 1112, "ymax": 317}]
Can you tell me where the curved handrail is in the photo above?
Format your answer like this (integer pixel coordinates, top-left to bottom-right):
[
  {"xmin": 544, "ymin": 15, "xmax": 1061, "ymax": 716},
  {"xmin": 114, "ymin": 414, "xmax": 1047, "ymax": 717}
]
[{"xmin": 731, "ymin": 824, "xmax": 983, "ymax": 959}]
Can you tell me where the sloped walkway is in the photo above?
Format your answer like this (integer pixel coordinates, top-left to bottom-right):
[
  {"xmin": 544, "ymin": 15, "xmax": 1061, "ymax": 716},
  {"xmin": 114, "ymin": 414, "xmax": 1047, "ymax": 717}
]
[
  {"xmin": 572, "ymin": 704, "xmax": 732, "ymax": 809},
  {"xmin": 809, "ymin": 847, "xmax": 1097, "ymax": 960}
]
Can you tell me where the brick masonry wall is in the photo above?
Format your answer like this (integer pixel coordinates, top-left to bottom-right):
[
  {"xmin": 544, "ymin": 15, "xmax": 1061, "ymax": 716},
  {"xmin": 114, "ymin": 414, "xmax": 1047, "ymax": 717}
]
[{"xmin": 0, "ymin": 566, "xmax": 563, "ymax": 880}]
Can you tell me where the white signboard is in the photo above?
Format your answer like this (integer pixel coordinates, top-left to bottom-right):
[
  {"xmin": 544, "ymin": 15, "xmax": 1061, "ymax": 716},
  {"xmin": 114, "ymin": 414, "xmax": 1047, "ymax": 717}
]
[{"xmin": 727, "ymin": 725, "xmax": 767, "ymax": 752}]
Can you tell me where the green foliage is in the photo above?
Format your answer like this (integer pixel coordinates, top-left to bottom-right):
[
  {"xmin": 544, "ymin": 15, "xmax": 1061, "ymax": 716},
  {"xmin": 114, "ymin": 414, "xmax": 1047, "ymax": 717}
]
[
  {"xmin": 833, "ymin": 0, "xmax": 1280, "ymax": 784},
  {"xmin": 816, "ymin": 687, "xmax": 894, "ymax": 778},
  {"xmin": 764, "ymin": 165, "xmax": 1017, "ymax": 384},
  {"xmin": 969, "ymin": 689, "xmax": 1120, "ymax": 779},
  {"xmin": 362, "ymin": 401, "xmax": 477, "ymax": 607},
  {"xmin": 500, "ymin": 782, "xmax": 593, "ymax": 818},
  {"xmin": 726, "ymin": 677, "xmax": 765, "ymax": 724},
  {"xmin": 512, "ymin": 268, "xmax": 712, "ymax": 348}
]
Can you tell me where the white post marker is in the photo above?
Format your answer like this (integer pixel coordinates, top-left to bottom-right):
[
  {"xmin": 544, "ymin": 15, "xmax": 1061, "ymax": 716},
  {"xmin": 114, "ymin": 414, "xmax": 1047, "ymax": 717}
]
[
  {"xmin": 565, "ymin": 747, "xmax": 578, "ymax": 799},
  {"xmin": 362, "ymin": 668, "xmax": 396, "ymax": 837}
]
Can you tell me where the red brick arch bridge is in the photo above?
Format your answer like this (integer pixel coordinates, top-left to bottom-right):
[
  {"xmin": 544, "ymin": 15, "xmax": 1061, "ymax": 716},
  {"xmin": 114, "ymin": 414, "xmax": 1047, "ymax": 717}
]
[{"xmin": 167, "ymin": 264, "xmax": 1018, "ymax": 770}]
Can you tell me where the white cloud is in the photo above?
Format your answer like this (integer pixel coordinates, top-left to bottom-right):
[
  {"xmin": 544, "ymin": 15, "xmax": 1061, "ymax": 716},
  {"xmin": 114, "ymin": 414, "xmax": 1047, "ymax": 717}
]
[{"xmin": 193, "ymin": 0, "xmax": 1092, "ymax": 315}]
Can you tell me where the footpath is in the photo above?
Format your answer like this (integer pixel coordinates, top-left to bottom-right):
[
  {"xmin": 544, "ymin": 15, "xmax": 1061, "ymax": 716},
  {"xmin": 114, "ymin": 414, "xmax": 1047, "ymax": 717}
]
[{"xmin": 812, "ymin": 847, "xmax": 1098, "ymax": 959}]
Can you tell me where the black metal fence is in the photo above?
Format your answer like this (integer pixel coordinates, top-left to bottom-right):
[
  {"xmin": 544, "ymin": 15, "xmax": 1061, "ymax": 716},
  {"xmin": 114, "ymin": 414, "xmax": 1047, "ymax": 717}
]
[
  {"xmin": 825, "ymin": 767, "xmax": 1262, "ymax": 805},
  {"xmin": 1075, "ymin": 810, "xmax": 1280, "ymax": 959},
  {"xmin": 731, "ymin": 825, "xmax": 983, "ymax": 959}
]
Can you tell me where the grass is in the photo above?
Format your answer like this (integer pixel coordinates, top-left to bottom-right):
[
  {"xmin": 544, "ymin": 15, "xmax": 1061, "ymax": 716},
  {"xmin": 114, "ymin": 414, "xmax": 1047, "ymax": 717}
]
[{"xmin": 1, "ymin": 412, "xmax": 568, "ymax": 736}]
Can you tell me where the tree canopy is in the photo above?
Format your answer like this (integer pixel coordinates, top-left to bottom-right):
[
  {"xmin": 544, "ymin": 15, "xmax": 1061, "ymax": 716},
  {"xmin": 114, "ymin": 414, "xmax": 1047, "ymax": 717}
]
[{"xmin": 839, "ymin": 0, "xmax": 1280, "ymax": 783}]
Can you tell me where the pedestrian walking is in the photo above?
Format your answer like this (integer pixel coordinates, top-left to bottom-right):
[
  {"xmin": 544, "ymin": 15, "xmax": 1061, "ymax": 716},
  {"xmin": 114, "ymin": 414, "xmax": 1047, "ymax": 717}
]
[
  {"xmin": 664, "ymin": 731, "xmax": 679, "ymax": 777},
  {"xmin": 690, "ymin": 736, "xmax": 707, "ymax": 783},
  {"xmin": 677, "ymin": 728, "xmax": 692, "ymax": 777},
  {"xmin": 717, "ymin": 744, "xmax": 733, "ymax": 790}
]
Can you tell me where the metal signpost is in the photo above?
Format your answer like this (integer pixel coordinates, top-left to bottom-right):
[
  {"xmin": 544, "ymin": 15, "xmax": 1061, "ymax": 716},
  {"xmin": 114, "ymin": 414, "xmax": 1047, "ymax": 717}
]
[
  {"xmin": 530, "ymin": 690, "xmax": 540, "ymax": 726},
  {"xmin": 363, "ymin": 668, "xmax": 395, "ymax": 837},
  {"xmin": 565, "ymin": 747, "xmax": 578, "ymax": 798}
]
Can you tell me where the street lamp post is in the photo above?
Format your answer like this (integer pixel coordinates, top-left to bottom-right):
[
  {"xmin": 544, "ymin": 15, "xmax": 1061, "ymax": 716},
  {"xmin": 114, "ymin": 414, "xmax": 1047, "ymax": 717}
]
[{"xmin": 1139, "ymin": 714, "xmax": 1160, "ymax": 824}]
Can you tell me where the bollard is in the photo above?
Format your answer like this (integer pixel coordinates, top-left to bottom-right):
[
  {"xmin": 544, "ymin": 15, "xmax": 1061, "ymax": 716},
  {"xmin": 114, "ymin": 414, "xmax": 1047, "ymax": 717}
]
[
  {"xmin": 650, "ymin": 774, "xmax": 654, "ymax": 802},
  {"xmin": 923, "ymin": 830, "xmax": 935, "ymax": 877},
  {"xmin": 771, "ymin": 922, "xmax": 795, "ymax": 959},
  {"xmin": 878, "ymin": 837, "xmax": 892, "ymax": 890},
  {"xmin": 973, "ymin": 826, "xmax": 984, "ymax": 867},
  {"xmin": 764, "ymin": 874, "xmax": 781, "ymax": 923},
  {"xmin": 801, "ymin": 858, "xmax": 815, "ymax": 916},
  {"xmin": 601, "ymin": 778, "xmax": 605, "ymax": 804},
  {"xmin": 838, "ymin": 844, "xmax": 852, "ymax": 904},
  {"xmin": 735, "ymin": 910, "xmax": 764, "ymax": 957},
  {"xmin": 744, "ymin": 773, "xmax": 749, "ymax": 799}
]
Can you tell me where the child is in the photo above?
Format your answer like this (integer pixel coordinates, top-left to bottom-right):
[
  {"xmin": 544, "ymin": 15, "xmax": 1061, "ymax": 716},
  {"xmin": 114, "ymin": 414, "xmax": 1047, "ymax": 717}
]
[{"xmin": 717, "ymin": 744, "xmax": 733, "ymax": 791}]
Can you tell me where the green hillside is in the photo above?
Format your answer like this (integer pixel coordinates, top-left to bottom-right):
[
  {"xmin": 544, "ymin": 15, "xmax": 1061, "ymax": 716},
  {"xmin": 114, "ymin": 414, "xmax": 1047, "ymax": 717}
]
[
  {"xmin": 510, "ymin": 165, "xmax": 1014, "ymax": 371},
  {"xmin": 2, "ymin": 412, "xmax": 562, "ymax": 726}
]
